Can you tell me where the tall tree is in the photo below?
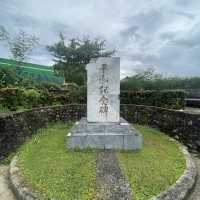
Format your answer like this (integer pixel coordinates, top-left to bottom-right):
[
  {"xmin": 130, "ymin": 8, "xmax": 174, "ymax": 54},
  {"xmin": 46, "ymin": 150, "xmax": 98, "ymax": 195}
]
[
  {"xmin": 0, "ymin": 26, "xmax": 39, "ymax": 64},
  {"xmin": 0, "ymin": 26, "xmax": 39, "ymax": 85},
  {"xmin": 47, "ymin": 34, "xmax": 115, "ymax": 85}
]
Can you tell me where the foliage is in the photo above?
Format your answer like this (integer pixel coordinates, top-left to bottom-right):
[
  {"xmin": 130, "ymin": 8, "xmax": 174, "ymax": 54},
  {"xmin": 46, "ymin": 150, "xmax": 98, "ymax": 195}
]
[
  {"xmin": 0, "ymin": 87, "xmax": 25, "ymax": 111},
  {"xmin": 0, "ymin": 104, "xmax": 9, "ymax": 113},
  {"xmin": 117, "ymin": 125, "xmax": 186, "ymax": 200},
  {"xmin": 23, "ymin": 89, "xmax": 41, "ymax": 108},
  {"xmin": 48, "ymin": 34, "xmax": 115, "ymax": 85},
  {"xmin": 0, "ymin": 65, "xmax": 18, "ymax": 87},
  {"xmin": 17, "ymin": 123, "xmax": 96, "ymax": 200},
  {"xmin": 120, "ymin": 90, "xmax": 186, "ymax": 109},
  {"xmin": 0, "ymin": 85, "xmax": 185, "ymax": 112},
  {"xmin": 121, "ymin": 68, "xmax": 200, "ymax": 90},
  {"xmin": 0, "ymin": 26, "xmax": 39, "ymax": 64},
  {"xmin": 36, "ymin": 81, "xmax": 60, "ymax": 91}
]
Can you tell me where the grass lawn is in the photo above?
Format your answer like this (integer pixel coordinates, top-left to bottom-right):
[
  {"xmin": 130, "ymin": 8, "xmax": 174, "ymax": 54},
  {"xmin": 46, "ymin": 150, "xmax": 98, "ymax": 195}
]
[
  {"xmin": 17, "ymin": 123, "xmax": 186, "ymax": 200},
  {"xmin": 17, "ymin": 122, "xmax": 96, "ymax": 200},
  {"xmin": 117, "ymin": 125, "xmax": 186, "ymax": 200}
]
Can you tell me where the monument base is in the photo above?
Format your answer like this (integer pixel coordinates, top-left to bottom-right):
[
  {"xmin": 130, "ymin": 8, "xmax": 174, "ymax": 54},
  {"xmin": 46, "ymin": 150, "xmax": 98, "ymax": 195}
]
[{"xmin": 66, "ymin": 118, "xmax": 142, "ymax": 150}]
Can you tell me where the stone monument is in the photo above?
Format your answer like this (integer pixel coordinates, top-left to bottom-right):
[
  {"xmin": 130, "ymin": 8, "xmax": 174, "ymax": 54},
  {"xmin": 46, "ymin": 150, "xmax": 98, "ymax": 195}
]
[{"xmin": 67, "ymin": 57, "xmax": 142, "ymax": 150}]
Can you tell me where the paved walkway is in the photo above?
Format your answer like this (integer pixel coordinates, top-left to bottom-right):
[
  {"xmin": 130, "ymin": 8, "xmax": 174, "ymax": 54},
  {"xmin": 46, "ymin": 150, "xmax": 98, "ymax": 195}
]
[
  {"xmin": 0, "ymin": 165, "xmax": 16, "ymax": 200},
  {"xmin": 96, "ymin": 151, "xmax": 132, "ymax": 200}
]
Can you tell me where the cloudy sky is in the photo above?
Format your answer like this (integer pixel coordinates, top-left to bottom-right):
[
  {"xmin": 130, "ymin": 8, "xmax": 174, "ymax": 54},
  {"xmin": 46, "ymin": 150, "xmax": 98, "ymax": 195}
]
[{"xmin": 0, "ymin": 0, "xmax": 200, "ymax": 78}]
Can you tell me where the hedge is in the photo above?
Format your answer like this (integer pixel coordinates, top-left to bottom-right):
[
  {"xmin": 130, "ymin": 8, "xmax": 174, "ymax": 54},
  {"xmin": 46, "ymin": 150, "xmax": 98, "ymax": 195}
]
[
  {"xmin": 0, "ymin": 87, "xmax": 186, "ymax": 111},
  {"xmin": 120, "ymin": 90, "xmax": 186, "ymax": 109}
]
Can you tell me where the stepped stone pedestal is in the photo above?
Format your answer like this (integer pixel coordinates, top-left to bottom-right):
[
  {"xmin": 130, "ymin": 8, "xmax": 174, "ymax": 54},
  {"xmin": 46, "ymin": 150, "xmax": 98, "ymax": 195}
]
[
  {"xmin": 67, "ymin": 118, "xmax": 142, "ymax": 150},
  {"xmin": 66, "ymin": 57, "xmax": 142, "ymax": 150}
]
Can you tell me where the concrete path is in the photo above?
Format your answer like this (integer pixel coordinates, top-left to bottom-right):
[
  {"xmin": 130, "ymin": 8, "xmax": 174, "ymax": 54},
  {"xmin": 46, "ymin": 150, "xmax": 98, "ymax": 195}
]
[
  {"xmin": 0, "ymin": 165, "xmax": 16, "ymax": 200},
  {"xmin": 187, "ymin": 153, "xmax": 200, "ymax": 200},
  {"xmin": 96, "ymin": 151, "xmax": 132, "ymax": 200}
]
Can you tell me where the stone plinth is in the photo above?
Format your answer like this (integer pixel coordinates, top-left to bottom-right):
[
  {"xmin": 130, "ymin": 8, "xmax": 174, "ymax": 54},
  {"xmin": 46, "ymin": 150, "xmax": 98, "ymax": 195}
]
[{"xmin": 67, "ymin": 118, "xmax": 142, "ymax": 150}]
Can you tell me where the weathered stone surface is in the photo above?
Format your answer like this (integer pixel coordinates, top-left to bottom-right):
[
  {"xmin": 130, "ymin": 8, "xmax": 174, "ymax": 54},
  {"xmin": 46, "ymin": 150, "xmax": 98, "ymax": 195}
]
[
  {"xmin": 0, "ymin": 105, "xmax": 86, "ymax": 161},
  {"xmin": 87, "ymin": 57, "xmax": 120, "ymax": 123},
  {"xmin": 67, "ymin": 118, "xmax": 142, "ymax": 150}
]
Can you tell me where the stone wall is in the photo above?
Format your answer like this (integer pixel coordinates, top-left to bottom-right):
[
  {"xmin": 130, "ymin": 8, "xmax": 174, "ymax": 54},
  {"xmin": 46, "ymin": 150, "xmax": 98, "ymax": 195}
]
[
  {"xmin": 0, "ymin": 105, "xmax": 86, "ymax": 160},
  {"xmin": 0, "ymin": 104, "xmax": 200, "ymax": 161},
  {"xmin": 120, "ymin": 105, "xmax": 200, "ymax": 151}
]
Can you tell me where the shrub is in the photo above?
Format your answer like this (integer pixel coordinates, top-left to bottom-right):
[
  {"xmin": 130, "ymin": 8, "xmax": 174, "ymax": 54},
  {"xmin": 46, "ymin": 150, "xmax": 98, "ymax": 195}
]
[
  {"xmin": 0, "ymin": 87, "xmax": 25, "ymax": 110},
  {"xmin": 23, "ymin": 89, "xmax": 41, "ymax": 108},
  {"xmin": 120, "ymin": 90, "xmax": 186, "ymax": 109}
]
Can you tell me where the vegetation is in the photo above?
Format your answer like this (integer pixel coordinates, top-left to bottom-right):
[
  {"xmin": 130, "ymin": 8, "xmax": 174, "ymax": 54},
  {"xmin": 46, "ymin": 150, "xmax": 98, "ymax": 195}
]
[
  {"xmin": 17, "ymin": 123, "xmax": 96, "ymax": 200},
  {"xmin": 0, "ymin": 85, "xmax": 185, "ymax": 112},
  {"xmin": 120, "ymin": 90, "xmax": 186, "ymax": 109},
  {"xmin": 0, "ymin": 26, "xmax": 63, "ymax": 85},
  {"xmin": 121, "ymin": 68, "xmax": 200, "ymax": 90},
  {"xmin": 48, "ymin": 34, "xmax": 115, "ymax": 85},
  {"xmin": 117, "ymin": 125, "xmax": 186, "ymax": 200},
  {"xmin": 16, "ymin": 123, "xmax": 185, "ymax": 200},
  {"xmin": 0, "ymin": 26, "xmax": 39, "ymax": 63},
  {"xmin": 0, "ymin": 58, "xmax": 63, "ymax": 85}
]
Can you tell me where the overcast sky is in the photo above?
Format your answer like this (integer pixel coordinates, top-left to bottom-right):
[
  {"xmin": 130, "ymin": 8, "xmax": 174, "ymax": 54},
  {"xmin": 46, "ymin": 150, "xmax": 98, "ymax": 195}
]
[{"xmin": 0, "ymin": 0, "xmax": 200, "ymax": 78}]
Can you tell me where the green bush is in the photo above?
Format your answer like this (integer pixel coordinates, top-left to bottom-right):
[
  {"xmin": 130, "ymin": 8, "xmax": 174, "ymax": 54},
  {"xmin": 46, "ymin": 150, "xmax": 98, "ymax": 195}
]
[
  {"xmin": 0, "ymin": 86, "xmax": 186, "ymax": 112},
  {"xmin": 0, "ymin": 87, "xmax": 25, "ymax": 111},
  {"xmin": 120, "ymin": 90, "xmax": 186, "ymax": 109},
  {"xmin": 36, "ymin": 82, "xmax": 60, "ymax": 91},
  {"xmin": 23, "ymin": 89, "xmax": 41, "ymax": 108}
]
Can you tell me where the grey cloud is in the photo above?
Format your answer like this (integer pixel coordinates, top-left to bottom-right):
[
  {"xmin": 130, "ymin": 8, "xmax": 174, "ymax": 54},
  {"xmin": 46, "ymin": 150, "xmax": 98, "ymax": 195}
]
[
  {"xmin": 0, "ymin": 0, "xmax": 200, "ymax": 77},
  {"xmin": 174, "ymin": 11, "xmax": 195, "ymax": 20}
]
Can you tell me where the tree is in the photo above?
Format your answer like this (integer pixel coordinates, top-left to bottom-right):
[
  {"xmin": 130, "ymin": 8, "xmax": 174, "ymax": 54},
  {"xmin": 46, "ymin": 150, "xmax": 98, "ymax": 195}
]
[
  {"xmin": 47, "ymin": 33, "xmax": 115, "ymax": 85},
  {"xmin": 0, "ymin": 65, "xmax": 18, "ymax": 87},
  {"xmin": 0, "ymin": 26, "xmax": 39, "ymax": 64},
  {"xmin": 0, "ymin": 26, "xmax": 39, "ymax": 86}
]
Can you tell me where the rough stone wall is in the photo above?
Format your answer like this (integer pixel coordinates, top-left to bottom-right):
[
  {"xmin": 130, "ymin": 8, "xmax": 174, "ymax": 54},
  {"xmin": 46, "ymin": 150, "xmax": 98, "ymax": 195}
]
[
  {"xmin": 0, "ymin": 104, "xmax": 200, "ymax": 161},
  {"xmin": 0, "ymin": 105, "xmax": 86, "ymax": 160},
  {"xmin": 120, "ymin": 104, "xmax": 200, "ymax": 151}
]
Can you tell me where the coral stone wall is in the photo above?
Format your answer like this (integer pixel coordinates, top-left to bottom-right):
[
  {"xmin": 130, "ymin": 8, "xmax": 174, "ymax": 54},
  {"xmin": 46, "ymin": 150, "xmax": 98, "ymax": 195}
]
[
  {"xmin": 0, "ymin": 104, "xmax": 200, "ymax": 161},
  {"xmin": 0, "ymin": 105, "xmax": 86, "ymax": 160},
  {"xmin": 120, "ymin": 105, "xmax": 200, "ymax": 151}
]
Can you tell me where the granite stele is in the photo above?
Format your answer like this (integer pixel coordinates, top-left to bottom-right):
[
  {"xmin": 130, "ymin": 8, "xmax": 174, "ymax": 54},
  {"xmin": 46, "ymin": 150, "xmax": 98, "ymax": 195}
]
[{"xmin": 67, "ymin": 57, "xmax": 142, "ymax": 150}]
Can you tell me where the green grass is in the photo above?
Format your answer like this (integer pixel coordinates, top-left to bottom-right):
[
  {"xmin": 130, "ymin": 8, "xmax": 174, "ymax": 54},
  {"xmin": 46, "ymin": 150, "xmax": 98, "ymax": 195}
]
[
  {"xmin": 17, "ymin": 122, "xmax": 96, "ymax": 200},
  {"xmin": 117, "ymin": 125, "xmax": 186, "ymax": 200},
  {"xmin": 16, "ymin": 123, "xmax": 186, "ymax": 200}
]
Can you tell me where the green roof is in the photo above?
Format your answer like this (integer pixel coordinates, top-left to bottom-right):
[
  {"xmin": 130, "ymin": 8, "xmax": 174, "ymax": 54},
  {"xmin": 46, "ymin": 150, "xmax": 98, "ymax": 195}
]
[{"xmin": 0, "ymin": 57, "xmax": 64, "ymax": 84}]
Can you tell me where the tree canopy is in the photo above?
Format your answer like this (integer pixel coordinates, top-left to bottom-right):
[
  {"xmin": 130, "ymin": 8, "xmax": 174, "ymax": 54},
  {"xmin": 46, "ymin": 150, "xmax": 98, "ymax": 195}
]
[{"xmin": 47, "ymin": 34, "xmax": 115, "ymax": 85}]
